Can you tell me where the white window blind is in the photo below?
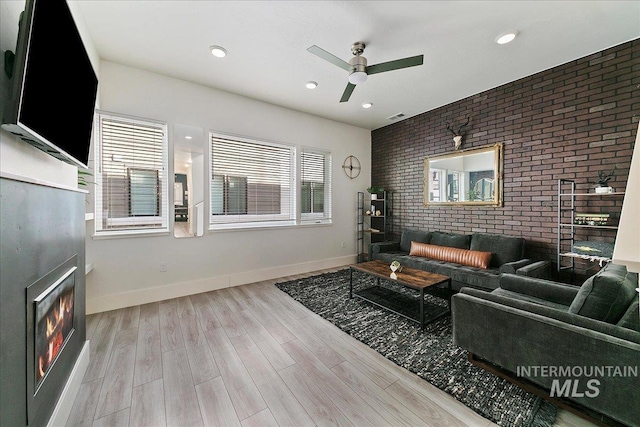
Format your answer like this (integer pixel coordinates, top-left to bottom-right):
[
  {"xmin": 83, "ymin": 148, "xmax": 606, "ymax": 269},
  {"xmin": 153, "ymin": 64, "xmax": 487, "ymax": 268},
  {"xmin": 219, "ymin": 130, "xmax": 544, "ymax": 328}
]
[
  {"xmin": 94, "ymin": 112, "xmax": 169, "ymax": 235},
  {"xmin": 301, "ymin": 149, "xmax": 332, "ymax": 223},
  {"xmin": 209, "ymin": 133, "xmax": 295, "ymax": 228}
]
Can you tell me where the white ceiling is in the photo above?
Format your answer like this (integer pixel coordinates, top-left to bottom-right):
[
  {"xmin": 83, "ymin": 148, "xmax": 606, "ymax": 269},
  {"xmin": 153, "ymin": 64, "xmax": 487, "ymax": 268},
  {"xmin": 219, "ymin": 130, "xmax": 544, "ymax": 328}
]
[{"xmin": 73, "ymin": 1, "xmax": 639, "ymax": 130}]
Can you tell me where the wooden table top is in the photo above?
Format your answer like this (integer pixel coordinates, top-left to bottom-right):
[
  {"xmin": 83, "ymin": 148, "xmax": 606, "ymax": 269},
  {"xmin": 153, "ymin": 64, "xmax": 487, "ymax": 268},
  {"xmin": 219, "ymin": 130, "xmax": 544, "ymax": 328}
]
[{"xmin": 350, "ymin": 260, "xmax": 450, "ymax": 290}]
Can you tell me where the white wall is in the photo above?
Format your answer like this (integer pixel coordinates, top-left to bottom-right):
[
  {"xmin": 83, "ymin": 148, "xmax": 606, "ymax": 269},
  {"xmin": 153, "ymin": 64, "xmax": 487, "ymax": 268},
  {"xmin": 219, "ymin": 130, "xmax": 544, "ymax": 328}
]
[{"xmin": 86, "ymin": 61, "xmax": 371, "ymax": 313}]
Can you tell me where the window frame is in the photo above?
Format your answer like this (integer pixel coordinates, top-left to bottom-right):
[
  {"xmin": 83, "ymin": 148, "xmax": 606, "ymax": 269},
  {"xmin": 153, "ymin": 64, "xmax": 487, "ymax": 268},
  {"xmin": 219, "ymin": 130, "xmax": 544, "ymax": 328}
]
[
  {"xmin": 300, "ymin": 147, "xmax": 332, "ymax": 225},
  {"xmin": 208, "ymin": 131, "xmax": 297, "ymax": 230},
  {"xmin": 93, "ymin": 111, "xmax": 169, "ymax": 237}
]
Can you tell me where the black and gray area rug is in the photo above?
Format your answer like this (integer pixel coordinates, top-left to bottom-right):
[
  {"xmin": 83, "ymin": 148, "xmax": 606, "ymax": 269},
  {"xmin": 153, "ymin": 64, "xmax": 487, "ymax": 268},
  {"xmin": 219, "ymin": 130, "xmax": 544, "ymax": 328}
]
[{"xmin": 275, "ymin": 269, "xmax": 557, "ymax": 427}]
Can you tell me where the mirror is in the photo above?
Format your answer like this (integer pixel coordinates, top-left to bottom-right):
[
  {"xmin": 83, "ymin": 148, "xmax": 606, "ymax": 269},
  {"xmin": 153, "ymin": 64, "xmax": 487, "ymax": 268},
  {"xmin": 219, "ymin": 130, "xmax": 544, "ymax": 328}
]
[
  {"xmin": 424, "ymin": 143, "xmax": 503, "ymax": 206},
  {"xmin": 174, "ymin": 124, "xmax": 206, "ymax": 238}
]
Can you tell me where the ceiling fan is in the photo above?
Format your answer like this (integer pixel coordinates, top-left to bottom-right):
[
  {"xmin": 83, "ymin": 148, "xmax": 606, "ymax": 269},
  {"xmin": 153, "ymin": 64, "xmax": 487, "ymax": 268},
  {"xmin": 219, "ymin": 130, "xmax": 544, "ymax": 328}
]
[{"xmin": 307, "ymin": 41, "xmax": 424, "ymax": 103}]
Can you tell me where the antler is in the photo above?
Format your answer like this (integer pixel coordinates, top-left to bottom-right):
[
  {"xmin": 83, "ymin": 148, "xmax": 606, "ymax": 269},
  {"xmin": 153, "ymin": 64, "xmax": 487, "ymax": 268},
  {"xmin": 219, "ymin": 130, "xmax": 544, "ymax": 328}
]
[
  {"xmin": 458, "ymin": 116, "xmax": 470, "ymax": 133},
  {"xmin": 445, "ymin": 122, "xmax": 458, "ymax": 136},
  {"xmin": 445, "ymin": 116, "xmax": 470, "ymax": 136}
]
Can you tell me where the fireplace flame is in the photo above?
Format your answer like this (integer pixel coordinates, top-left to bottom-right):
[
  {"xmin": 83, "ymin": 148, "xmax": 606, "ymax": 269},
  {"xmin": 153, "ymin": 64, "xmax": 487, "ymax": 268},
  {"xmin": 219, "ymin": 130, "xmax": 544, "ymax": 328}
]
[{"xmin": 36, "ymin": 287, "xmax": 74, "ymax": 384}]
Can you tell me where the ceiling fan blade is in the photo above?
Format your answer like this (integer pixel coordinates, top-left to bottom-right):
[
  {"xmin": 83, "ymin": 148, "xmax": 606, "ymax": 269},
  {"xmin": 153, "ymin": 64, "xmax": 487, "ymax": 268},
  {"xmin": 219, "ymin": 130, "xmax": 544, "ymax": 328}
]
[
  {"xmin": 340, "ymin": 83, "xmax": 356, "ymax": 103},
  {"xmin": 366, "ymin": 55, "xmax": 424, "ymax": 75},
  {"xmin": 307, "ymin": 45, "xmax": 352, "ymax": 72}
]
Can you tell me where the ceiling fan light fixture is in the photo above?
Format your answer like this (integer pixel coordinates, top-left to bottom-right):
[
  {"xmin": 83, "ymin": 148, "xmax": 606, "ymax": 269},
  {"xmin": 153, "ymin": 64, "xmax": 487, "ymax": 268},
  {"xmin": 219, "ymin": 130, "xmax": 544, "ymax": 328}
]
[
  {"xmin": 495, "ymin": 31, "xmax": 519, "ymax": 45},
  {"xmin": 361, "ymin": 102, "xmax": 373, "ymax": 109},
  {"xmin": 348, "ymin": 71, "xmax": 367, "ymax": 85},
  {"xmin": 209, "ymin": 45, "xmax": 227, "ymax": 57},
  {"xmin": 305, "ymin": 81, "xmax": 318, "ymax": 89}
]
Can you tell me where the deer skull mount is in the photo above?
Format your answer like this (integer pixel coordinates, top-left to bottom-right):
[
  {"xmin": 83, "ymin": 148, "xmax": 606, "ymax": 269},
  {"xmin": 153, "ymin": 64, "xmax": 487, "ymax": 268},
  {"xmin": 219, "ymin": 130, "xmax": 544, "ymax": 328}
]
[{"xmin": 446, "ymin": 116, "xmax": 470, "ymax": 150}]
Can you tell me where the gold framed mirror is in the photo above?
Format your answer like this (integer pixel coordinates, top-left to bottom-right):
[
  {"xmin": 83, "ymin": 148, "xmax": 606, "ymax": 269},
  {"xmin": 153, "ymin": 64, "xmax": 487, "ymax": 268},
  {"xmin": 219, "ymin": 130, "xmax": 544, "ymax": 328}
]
[{"xmin": 424, "ymin": 143, "xmax": 503, "ymax": 206}]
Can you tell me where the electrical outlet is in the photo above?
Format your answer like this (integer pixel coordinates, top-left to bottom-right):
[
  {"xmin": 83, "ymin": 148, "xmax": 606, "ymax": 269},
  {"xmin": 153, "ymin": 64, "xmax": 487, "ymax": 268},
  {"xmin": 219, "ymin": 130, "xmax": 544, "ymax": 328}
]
[{"xmin": 160, "ymin": 262, "xmax": 167, "ymax": 272}]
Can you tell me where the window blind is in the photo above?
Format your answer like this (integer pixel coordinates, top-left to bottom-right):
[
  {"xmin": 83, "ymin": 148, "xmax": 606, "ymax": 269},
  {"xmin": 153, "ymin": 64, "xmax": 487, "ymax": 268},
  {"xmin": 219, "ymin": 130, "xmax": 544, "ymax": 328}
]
[
  {"xmin": 301, "ymin": 149, "xmax": 331, "ymax": 223},
  {"xmin": 94, "ymin": 113, "xmax": 169, "ymax": 234},
  {"xmin": 210, "ymin": 133, "xmax": 295, "ymax": 228}
]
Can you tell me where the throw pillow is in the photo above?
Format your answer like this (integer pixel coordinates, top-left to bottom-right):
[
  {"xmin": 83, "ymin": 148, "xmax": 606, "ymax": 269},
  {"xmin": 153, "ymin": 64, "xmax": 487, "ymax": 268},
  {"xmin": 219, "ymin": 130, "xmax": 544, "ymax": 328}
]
[
  {"xmin": 409, "ymin": 241, "xmax": 492, "ymax": 269},
  {"xmin": 569, "ymin": 263, "xmax": 638, "ymax": 324},
  {"xmin": 400, "ymin": 229, "xmax": 432, "ymax": 253},
  {"xmin": 429, "ymin": 232, "xmax": 471, "ymax": 249},
  {"xmin": 469, "ymin": 233, "xmax": 525, "ymax": 267}
]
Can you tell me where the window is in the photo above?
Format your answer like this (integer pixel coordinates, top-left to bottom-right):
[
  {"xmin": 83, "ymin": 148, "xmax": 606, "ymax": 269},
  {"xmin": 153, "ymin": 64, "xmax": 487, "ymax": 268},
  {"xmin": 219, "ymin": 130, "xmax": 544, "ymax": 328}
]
[
  {"xmin": 301, "ymin": 149, "xmax": 331, "ymax": 223},
  {"xmin": 94, "ymin": 112, "xmax": 169, "ymax": 235},
  {"xmin": 209, "ymin": 133, "xmax": 295, "ymax": 228}
]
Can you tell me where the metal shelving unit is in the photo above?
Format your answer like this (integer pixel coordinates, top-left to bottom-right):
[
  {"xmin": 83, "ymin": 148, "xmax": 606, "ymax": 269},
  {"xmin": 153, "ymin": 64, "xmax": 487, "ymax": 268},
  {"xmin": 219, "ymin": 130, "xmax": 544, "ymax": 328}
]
[
  {"xmin": 356, "ymin": 191, "xmax": 365, "ymax": 262},
  {"xmin": 356, "ymin": 190, "xmax": 393, "ymax": 263},
  {"xmin": 557, "ymin": 179, "xmax": 624, "ymax": 278}
]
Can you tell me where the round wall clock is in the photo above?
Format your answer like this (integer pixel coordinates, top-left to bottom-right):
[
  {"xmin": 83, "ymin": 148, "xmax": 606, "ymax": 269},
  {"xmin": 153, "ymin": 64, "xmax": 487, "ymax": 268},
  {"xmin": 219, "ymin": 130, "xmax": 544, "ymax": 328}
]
[{"xmin": 342, "ymin": 155, "xmax": 361, "ymax": 179}]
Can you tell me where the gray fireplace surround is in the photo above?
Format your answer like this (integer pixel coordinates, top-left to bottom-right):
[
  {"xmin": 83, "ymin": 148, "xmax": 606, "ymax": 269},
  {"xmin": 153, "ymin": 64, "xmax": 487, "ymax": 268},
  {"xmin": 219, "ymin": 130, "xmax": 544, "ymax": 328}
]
[{"xmin": 0, "ymin": 177, "xmax": 86, "ymax": 426}]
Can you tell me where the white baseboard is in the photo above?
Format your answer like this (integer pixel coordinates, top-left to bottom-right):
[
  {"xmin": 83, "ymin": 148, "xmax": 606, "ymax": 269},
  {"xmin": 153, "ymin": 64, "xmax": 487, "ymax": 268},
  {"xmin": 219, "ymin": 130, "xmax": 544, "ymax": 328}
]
[
  {"xmin": 86, "ymin": 255, "xmax": 355, "ymax": 314},
  {"xmin": 47, "ymin": 341, "xmax": 90, "ymax": 427}
]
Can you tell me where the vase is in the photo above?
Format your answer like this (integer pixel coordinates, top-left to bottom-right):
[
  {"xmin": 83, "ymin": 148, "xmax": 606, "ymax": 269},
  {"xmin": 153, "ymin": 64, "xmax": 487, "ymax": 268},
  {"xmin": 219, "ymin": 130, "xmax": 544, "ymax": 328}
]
[
  {"xmin": 595, "ymin": 186, "xmax": 613, "ymax": 194},
  {"xmin": 371, "ymin": 194, "xmax": 377, "ymax": 200}
]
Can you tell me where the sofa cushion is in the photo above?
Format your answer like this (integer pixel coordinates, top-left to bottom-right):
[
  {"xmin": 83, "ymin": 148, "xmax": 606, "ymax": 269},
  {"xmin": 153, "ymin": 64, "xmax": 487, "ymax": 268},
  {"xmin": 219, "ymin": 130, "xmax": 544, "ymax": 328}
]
[
  {"xmin": 410, "ymin": 242, "xmax": 492, "ymax": 269},
  {"xmin": 569, "ymin": 263, "xmax": 639, "ymax": 324},
  {"xmin": 430, "ymin": 231, "xmax": 471, "ymax": 249},
  {"xmin": 400, "ymin": 229, "xmax": 431, "ymax": 253},
  {"xmin": 491, "ymin": 288, "xmax": 571, "ymax": 311},
  {"xmin": 470, "ymin": 233, "xmax": 525, "ymax": 268}
]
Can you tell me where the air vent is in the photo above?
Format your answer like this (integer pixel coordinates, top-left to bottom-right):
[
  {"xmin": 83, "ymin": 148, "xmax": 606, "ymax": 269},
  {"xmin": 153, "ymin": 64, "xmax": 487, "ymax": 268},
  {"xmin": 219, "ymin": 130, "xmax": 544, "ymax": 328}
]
[{"xmin": 387, "ymin": 112, "xmax": 405, "ymax": 120}]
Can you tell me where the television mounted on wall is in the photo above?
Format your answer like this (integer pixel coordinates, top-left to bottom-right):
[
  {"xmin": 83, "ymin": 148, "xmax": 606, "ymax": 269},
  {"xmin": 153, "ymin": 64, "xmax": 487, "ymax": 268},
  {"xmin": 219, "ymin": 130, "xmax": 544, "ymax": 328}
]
[{"xmin": 2, "ymin": 0, "xmax": 98, "ymax": 169}]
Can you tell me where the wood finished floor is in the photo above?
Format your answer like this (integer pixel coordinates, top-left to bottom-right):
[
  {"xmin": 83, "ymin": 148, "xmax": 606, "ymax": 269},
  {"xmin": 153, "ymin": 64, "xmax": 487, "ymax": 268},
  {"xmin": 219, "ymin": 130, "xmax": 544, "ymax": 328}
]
[{"xmin": 67, "ymin": 268, "xmax": 596, "ymax": 427}]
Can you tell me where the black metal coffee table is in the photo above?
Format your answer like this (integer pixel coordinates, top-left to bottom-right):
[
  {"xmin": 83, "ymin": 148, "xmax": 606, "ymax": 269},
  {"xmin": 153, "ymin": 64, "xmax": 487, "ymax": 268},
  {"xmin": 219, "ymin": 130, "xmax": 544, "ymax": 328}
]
[{"xmin": 350, "ymin": 260, "xmax": 452, "ymax": 329}]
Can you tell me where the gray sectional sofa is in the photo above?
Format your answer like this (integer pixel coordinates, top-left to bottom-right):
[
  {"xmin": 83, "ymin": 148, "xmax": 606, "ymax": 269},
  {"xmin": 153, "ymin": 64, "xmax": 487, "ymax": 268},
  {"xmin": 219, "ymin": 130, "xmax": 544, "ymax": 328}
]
[
  {"xmin": 370, "ymin": 229, "xmax": 550, "ymax": 292},
  {"xmin": 452, "ymin": 263, "xmax": 640, "ymax": 427}
]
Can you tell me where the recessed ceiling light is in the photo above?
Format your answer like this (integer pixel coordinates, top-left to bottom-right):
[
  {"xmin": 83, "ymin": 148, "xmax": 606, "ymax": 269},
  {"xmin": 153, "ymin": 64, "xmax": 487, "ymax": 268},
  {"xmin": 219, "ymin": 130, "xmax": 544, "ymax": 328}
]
[
  {"xmin": 305, "ymin": 81, "xmax": 318, "ymax": 89},
  {"xmin": 495, "ymin": 31, "xmax": 519, "ymax": 45},
  {"xmin": 362, "ymin": 102, "xmax": 373, "ymax": 109},
  {"xmin": 184, "ymin": 135, "xmax": 192, "ymax": 140},
  {"xmin": 209, "ymin": 45, "xmax": 227, "ymax": 57}
]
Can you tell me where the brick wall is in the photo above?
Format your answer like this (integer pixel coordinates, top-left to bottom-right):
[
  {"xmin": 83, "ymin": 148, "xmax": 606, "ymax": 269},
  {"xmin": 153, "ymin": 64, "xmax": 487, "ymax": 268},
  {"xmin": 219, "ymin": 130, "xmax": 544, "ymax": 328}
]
[{"xmin": 371, "ymin": 40, "xmax": 639, "ymax": 272}]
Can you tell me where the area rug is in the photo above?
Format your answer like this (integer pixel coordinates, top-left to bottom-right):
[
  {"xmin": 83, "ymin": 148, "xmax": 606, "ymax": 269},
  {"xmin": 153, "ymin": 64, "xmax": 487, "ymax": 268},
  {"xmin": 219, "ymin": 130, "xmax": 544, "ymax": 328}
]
[{"xmin": 275, "ymin": 269, "xmax": 557, "ymax": 427}]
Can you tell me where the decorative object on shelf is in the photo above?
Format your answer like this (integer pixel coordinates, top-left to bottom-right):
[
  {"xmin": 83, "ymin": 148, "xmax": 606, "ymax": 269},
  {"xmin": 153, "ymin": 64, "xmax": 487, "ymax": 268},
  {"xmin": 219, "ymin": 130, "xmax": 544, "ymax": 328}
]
[
  {"xmin": 365, "ymin": 210, "xmax": 371, "ymax": 216},
  {"xmin": 390, "ymin": 260, "xmax": 401, "ymax": 279},
  {"xmin": 445, "ymin": 116, "xmax": 470, "ymax": 150},
  {"xmin": 574, "ymin": 213, "xmax": 609, "ymax": 226},
  {"xmin": 571, "ymin": 241, "xmax": 614, "ymax": 259},
  {"xmin": 569, "ymin": 241, "xmax": 614, "ymax": 266},
  {"xmin": 594, "ymin": 170, "xmax": 614, "ymax": 193},
  {"xmin": 77, "ymin": 169, "xmax": 93, "ymax": 187},
  {"xmin": 342, "ymin": 155, "xmax": 361, "ymax": 179},
  {"xmin": 375, "ymin": 210, "xmax": 382, "ymax": 216},
  {"xmin": 367, "ymin": 185, "xmax": 384, "ymax": 200}
]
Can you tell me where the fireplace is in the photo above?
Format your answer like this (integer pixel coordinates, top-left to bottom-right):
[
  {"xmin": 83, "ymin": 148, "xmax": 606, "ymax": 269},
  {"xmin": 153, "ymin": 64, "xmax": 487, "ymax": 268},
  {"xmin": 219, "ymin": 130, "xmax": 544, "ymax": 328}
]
[
  {"xmin": 34, "ymin": 266, "xmax": 76, "ymax": 389},
  {"xmin": 1, "ymin": 177, "xmax": 86, "ymax": 426},
  {"xmin": 26, "ymin": 255, "xmax": 78, "ymax": 422}
]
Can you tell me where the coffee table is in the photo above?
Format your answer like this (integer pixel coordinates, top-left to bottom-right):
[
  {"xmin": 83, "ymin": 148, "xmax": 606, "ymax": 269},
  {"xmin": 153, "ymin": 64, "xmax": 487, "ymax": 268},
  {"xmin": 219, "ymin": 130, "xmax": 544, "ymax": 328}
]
[{"xmin": 349, "ymin": 260, "xmax": 452, "ymax": 329}]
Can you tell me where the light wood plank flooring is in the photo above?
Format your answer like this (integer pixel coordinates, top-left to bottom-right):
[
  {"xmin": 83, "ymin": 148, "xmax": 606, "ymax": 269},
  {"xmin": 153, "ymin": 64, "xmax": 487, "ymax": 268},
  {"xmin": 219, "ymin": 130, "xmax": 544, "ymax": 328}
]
[{"xmin": 68, "ymin": 268, "xmax": 596, "ymax": 427}]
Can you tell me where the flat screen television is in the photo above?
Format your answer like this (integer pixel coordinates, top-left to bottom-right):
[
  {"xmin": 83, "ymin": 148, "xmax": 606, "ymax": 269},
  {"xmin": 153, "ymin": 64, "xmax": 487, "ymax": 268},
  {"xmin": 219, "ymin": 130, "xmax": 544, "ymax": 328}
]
[{"xmin": 2, "ymin": 0, "xmax": 98, "ymax": 169}]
